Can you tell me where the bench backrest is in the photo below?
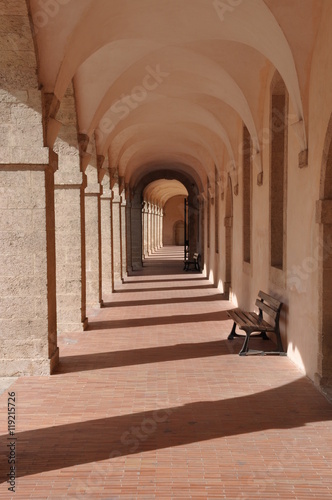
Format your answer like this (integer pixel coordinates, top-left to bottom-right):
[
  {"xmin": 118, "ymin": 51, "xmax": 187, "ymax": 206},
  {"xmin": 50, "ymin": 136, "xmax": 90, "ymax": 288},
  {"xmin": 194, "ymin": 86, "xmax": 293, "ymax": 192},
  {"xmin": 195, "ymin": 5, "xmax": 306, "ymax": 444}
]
[{"xmin": 255, "ymin": 290, "xmax": 283, "ymax": 324}]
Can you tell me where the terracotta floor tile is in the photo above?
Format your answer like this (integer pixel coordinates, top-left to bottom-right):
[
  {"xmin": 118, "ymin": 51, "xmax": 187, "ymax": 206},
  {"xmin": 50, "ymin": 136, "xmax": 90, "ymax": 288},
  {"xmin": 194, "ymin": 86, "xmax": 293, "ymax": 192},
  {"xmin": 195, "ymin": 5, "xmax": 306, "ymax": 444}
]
[{"xmin": 1, "ymin": 247, "xmax": 332, "ymax": 498}]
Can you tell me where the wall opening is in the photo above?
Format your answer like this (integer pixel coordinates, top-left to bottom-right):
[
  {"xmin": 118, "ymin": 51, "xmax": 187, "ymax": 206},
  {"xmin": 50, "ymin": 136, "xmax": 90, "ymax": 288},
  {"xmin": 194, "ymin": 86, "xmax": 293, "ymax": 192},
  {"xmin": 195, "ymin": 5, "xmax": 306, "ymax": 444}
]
[
  {"xmin": 215, "ymin": 166, "xmax": 219, "ymax": 254},
  {"xmin": 225, "ymin": 175, "xmax": 233, "ymax": 295},
  {"xmin": 318, "ymin": 113, "xmax": 332, "ymax": 399},
  {"xmin": 243, "ymin": 126, "xmax": 251, "ymax": 263},
  {"xmin": 130, "ymin": 169, "xmax": 200, "ymax": 270},
  {"xmin": 163, "ymin": 194, "xmax": 187, "ymax": 245},
  {"xmin": 270, "ymin": 73, "xmax": 288, "ymax": 270}
]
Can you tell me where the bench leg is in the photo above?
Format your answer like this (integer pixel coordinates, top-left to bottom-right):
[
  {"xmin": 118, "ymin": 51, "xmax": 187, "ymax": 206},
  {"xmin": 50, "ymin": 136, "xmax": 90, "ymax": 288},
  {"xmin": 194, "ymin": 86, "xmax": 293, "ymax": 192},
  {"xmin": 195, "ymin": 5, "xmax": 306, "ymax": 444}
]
[
  {"xmin": 275, "ymin": 328, "xmax": 287, "ymax": 355},
  {"xmin": 239, "ymin": 332, "xmax": 251, "ymax": 356},
  {"xmin": 228, "ymin": 322, "xmax": 246, "ymax": 340},
  {"xmin": 258, "ymin": 330, "xmax": 269, "ymax": 340},
  {"xmin": 227, "ymin": 322, "xmax": 237, "ymax": 340}
]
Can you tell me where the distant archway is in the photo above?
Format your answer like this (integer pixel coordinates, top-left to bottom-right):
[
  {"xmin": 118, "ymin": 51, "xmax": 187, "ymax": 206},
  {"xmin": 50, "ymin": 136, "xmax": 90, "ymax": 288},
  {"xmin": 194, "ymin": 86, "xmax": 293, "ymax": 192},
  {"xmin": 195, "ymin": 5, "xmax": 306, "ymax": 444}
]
[{"xmin": 128, "ymin": 167, "xmax": 201, "ymax": 270}]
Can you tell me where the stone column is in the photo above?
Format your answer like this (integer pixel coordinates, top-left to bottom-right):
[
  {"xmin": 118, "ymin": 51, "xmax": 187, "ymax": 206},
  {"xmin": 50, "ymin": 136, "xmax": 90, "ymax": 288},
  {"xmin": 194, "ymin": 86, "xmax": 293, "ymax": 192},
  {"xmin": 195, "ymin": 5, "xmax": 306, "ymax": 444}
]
[
  {"xmin": 188, "ymin": 202, "xmax": 199, "ymax": 257},
  {"xmin": 125, "ymin": 193, "xmax": 132, "ymax": 273},
  {"xmin": 143, "ymin": 202, "xmax": 149, "ymax": 257},
  {"xmin": 0, "ymin": 1, "xmax": 59, "ymax": 374},
  {"xmin": 130, "ymin": 193, "xmax": 143, "ymax": 270},
  {"xmin": 100, "ymin": 169, "xmax": 113, "ymax": 300},
  {"xmin": 151, "ymin": 203, "xmax": 156, "ymax": 252},
  {"xmin": 54, "ymin": 86, "xmax": 87, "ymax": 333},
  {"xmin": 121, "ymin": 194, "xmax": 127, "ymax": 279},
  {"xmin": 0, "ymin": 156, "xmax": 59, "ymax": 376},
  {"xmin": 160, "ymin": 207, "xmax": 164, "ymax": 248},
  {"xmin": 84, "ymin": 137, "xmax": 102, "ymax": 309},
  {"xmin": 148, "ymin": 203, "xmax": 152, "ymax": 254},
  {"xmin": 112, "ymin": 172, "xmax": 122, "ymax": 284},
  {"xmin": 156, "ymin": 206, "xmax": 161, "ymax": 249}
]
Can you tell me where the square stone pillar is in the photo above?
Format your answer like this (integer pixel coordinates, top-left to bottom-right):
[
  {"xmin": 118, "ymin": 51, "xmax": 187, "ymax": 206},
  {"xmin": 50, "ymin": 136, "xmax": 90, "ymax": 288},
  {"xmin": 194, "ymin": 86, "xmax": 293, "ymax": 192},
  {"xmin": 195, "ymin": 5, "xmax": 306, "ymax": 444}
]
[
  {"xmin": 126, "ymin": 197, "xmax": 133, "ymax": 272},
  {"xmin": 148, "ymin": 203, "xmax": 152, "ymax": 254},
  {"xmin": 54, "ymin": 85, "xmax": 87, "ymax": 332},
  {"xmin": 131, "ymin": 204, "xmax": 143, "ymax": 270},
  {"xmin": 152, "ymin": 204, "xmax": 156, "ymax": 252},
  {"xmin": 159, "ymin": 208, "xmax": 164, "ymax": 248},
  {"xmin": 0, "ymin": 2, "xmax": 59, "ymax": 375},
  {"xmin": 121, "ymin": 197, "xmax": 127, "ymax": 279},
  {"xmin": 55, "ymin": 180, "xmax": 87, "ymax": 332},
  {"xmin": 100, "ymin": 172, "xmax": 113, "ymax": 298},
  {"xmin": 112, "ymin": 194, "xmax": 122, "ymax": 283},
  {"xmin": 85, "ymin": 179, "xmax": 102, "ymax": 309},
  {"xmin": 0, "ymin": 161, "xmax": 59, "ymax": 375},
  {"xmin": 142, "ymin": 203, "xmax": 149, "ymax": 258}
]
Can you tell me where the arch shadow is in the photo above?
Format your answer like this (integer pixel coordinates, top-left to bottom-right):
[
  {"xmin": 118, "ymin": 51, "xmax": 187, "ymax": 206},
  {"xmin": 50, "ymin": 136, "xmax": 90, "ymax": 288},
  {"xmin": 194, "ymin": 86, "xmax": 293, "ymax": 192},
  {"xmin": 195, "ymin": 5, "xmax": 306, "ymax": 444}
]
[{"xmin": 1, "ymin": 378, "xmax": 331, "ymax": 484}]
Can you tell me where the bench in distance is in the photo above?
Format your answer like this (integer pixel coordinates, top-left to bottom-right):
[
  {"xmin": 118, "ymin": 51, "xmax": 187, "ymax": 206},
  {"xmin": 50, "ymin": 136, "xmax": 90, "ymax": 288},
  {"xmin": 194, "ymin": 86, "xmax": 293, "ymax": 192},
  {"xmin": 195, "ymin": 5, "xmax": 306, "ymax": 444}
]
[{"xmin": 184, "ymin": 252, "xmax": 200, "ymax": 271}]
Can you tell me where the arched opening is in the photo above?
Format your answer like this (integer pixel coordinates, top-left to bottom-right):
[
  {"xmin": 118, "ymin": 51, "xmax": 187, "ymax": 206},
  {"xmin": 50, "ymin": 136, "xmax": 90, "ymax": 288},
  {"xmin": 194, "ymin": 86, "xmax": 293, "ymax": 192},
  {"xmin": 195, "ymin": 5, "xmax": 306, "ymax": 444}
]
[
  {"xmin": 163, "ymin": 194, "xmax": 187, "ymax": 246},
  {"xmin": 270, "ymin": 72, "xmax": 288, "ymax": 271},
  {"xmin": 128, "ymin": 167, "xmax": 201, "ymax": 270},
  {"xmin": 243, "ymin": 125, "xmax": 252, "ymax": 264},
  {"xmin": 317, "ymin": 113, "xmax": 332, "ymax": 398},
  {"xmin": 224, "ymin": 175, "xmax": 233, "ymax": 297}
]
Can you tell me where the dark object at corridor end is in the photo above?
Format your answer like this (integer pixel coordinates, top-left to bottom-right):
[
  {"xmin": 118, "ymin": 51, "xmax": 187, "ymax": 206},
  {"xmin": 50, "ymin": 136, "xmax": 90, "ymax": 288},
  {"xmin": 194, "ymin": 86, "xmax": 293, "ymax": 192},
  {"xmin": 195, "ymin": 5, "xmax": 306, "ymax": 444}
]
[{"xmin": 184, "ymin": 253, "xmax": 201, "ymax": 272}]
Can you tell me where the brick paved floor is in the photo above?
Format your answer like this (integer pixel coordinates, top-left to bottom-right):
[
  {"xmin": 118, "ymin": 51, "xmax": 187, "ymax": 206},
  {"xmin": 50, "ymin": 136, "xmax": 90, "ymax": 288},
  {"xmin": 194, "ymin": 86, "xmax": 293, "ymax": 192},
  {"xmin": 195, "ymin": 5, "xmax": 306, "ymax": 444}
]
[{"xmin": 1, "ymin": 246, "xmax": 332, "ymax": 499}]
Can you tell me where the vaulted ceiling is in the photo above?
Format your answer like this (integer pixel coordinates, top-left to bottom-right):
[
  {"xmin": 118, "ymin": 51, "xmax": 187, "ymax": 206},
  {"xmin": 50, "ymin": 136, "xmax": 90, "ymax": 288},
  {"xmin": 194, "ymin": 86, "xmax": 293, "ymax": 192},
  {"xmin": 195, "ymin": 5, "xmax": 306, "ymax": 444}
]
[{"xmin": 29, "ymin": 0, "xmax": 323, "ymax": 195}]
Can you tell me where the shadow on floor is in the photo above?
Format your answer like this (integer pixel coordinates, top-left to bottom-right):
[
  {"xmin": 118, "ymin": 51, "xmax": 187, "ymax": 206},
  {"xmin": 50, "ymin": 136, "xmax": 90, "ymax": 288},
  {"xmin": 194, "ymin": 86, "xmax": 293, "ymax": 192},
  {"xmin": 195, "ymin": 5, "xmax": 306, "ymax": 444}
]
[
  {"xmin": 122, "ymin": 277, "xmax": 209, "ymax": 284},
  {"xmin": 113, "ymin": 284, "xmax": 217, "ymax": 293},
  {"xmin": 128, "ymin": 260, "xmax": 201, "ymax": 276},
  {"xmin": 86, "ymin": 310, "xmax": 230, "ymax": 330},
  {"xmin": 1, "ymin": 378, "xmax": 331, "ymax": 484},
  {"xmin": 102, "ymin": 293, "xmax": 227, "ymax": 308},
  {"xmin": 55, "ymin": 339, "xmax": 235, "ymax": 374}
]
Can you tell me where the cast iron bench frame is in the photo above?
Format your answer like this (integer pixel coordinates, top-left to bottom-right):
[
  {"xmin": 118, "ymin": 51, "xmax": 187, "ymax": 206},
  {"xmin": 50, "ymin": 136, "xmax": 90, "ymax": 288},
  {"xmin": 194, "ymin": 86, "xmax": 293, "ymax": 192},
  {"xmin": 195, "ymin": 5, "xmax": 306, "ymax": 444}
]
[
  {"xmin": 184, "ymin": 252, "xmax": 200, "ymax": 271},
  {"xmin": 227, "ymin": 290, "xmax": 286, "ymax": 356}
]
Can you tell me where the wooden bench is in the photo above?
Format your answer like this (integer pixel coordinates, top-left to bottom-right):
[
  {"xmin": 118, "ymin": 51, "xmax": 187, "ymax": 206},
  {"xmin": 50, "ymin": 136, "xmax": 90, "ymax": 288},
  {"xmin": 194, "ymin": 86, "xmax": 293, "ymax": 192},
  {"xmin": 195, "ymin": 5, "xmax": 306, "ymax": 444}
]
[
  {"xmin": 227, "ymin": 291, "xmax": 286, "ymax": 356},
  {"xmin": 184, "ymin": 252, "xmax": 200, "ymax": 271}
]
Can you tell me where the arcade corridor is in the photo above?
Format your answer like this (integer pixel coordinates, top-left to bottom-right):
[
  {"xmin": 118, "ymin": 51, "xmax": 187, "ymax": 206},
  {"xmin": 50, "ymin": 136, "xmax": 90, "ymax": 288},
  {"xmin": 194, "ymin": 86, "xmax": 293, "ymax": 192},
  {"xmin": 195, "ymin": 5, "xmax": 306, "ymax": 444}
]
[
  {"xmin": 2, "ymin": 2, "xmax": 332, "ymax": 496},
  {"xmin": 1, "ymin": 248, "xmax": 332, "ymax": 499}
]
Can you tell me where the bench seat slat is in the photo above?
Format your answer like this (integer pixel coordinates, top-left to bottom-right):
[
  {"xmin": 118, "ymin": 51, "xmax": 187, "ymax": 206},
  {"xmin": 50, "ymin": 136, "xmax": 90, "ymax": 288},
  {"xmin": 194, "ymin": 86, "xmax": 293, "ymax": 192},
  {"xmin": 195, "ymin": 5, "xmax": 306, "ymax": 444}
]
[
  {"xmin": 232, "ymin": 310, "xmax": 259, "ymax": 327},
  {"xmin": 228, "ymin": 309, "xmax": 274, "ymax": 331}
]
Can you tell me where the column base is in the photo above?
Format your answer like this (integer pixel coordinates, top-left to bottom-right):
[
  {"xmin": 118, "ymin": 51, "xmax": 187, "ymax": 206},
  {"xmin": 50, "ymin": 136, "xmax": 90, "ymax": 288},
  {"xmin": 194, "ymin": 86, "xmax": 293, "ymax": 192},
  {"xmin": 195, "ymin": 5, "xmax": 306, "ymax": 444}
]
[
  {"xmin": 0, "ymin": 351, "xmax": 59, "ymax": 377},
  {"xmin": 131, "ymin": 263, "xmax": 143, "ymax": 271},
  {"xmin": 50, "ymin": 347, "xmax": 59, "ymax": 374}
]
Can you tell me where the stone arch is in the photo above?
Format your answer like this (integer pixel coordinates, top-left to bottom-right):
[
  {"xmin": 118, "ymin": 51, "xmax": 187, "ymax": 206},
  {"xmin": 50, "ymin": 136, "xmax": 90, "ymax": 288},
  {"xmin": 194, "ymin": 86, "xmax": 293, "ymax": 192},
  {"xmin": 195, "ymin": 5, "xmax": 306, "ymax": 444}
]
[
  {"xmin": 128, "ymin": 168, "xmax": 201, "ymax": 270},
  {"xmin": 317, "ymin": 113, "xmax": 332, "ymax": 398}
]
